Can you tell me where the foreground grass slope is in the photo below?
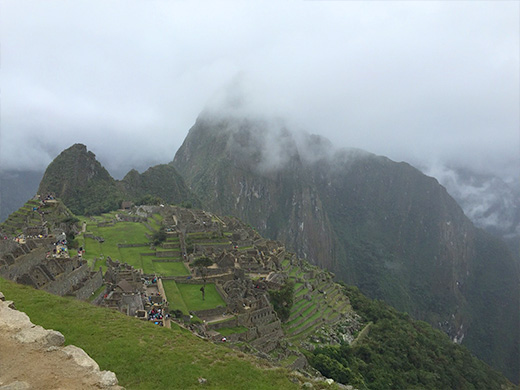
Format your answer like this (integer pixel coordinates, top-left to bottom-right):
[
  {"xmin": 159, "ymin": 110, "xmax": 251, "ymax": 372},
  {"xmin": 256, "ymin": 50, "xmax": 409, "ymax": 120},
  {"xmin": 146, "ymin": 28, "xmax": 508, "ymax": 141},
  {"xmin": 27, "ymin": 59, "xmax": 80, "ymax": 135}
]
[{"xmin": 0, "ymin": 278, "xmax": 298, "ymax": 390}]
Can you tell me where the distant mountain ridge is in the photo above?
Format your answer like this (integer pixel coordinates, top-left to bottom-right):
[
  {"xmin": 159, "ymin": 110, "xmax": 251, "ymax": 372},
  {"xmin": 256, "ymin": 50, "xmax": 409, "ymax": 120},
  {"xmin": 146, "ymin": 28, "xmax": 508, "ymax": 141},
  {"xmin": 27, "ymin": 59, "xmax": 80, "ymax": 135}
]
[
  {"xmin": 119, "ymin": 164, "xmax": 201, "ymax": 208},
  {"xmin": 37, "ymin": 144, "xmax": 199, "ymax": 216},
  {"xmin": 172, "ymin": 114, "xmax": 519, "ymax": 382}
]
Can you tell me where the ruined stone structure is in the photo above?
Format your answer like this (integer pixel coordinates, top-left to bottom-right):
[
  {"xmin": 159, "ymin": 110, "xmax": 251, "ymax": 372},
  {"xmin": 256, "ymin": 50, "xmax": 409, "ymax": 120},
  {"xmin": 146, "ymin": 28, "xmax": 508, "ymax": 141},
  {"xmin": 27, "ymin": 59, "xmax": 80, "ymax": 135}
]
[
  {"xmin": 101, "ymin": 258, "xmax": 146, "ymax": 316},
  {"xmin": 0, "ymin": 239, "xmax": 103, "ymax": 300},
  {"xmin": 143, "ymin": 206, "xmax": 290, "ymax": 353}
]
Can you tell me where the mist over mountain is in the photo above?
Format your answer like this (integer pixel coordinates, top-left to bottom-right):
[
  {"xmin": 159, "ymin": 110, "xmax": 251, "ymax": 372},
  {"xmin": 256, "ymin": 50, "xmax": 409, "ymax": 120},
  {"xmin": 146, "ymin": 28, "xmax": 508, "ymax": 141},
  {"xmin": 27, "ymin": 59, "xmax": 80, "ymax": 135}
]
[
  {"xmin": 424, "ymin": 164, "xmax": 520, "ymax": 258},
  {"xmin": 2, "ymin": 114, "xmax": 518, "ymax": 382},
  {"xmin": 0, "ymin": 170, "xmax": 44, "ymax": 223},
  {"xmin": 172, "ymin": 113, "xmax": 519, "ymax": 382}
]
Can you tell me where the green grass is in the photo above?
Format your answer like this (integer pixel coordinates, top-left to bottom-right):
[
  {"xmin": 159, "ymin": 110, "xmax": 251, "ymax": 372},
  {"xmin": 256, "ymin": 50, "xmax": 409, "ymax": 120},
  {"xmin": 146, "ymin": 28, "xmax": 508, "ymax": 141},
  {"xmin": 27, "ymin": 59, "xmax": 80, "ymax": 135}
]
[
  {"xmin": 79, "ymin": 219, "xmax": 155, "ymax": 270},
  {"xmin": 92, "ymin": 222, "xmax": 150, "ymax": 245},
  {"xmin": 295, "ymin": 287, "xmax": 309, "ymax": 298},
  {"xmin": 162, "ymin": 280, "xmax": 190, "ymax": 315},
  {"xmin": 152, "ymin": 261, "xmax": 189, "ymax": 277},
  {"xmin": 0, "ymin": 278, "xmax": 298, "ymax": 390},
  {"xmin": 155, "ymin": 248, "xmax": 181, "ymax": 253},
  {"xmin": 141, "ymin": 257, "xmax": 156, "ymax": 274},
  {"xmin": 88, "ymin": 284, "xmax": 106, "ymax": 302},
  {"xmin": 147, "ymin": 214, "xmax": 164, "ymax": 230},
  {"xmin": 177, "ymin": 283, "xmax": 226, "ymax": 311},
  {"xmin": 118, "ymin": 247, "xmax": 150, "ymax": 270},
  {"xmin": 218, "ymin": 326, "xmax": 248, "ymax": 337},
  {"xmin": 291, "ymin": 310, "xmax": 322, "ymax": 334}
]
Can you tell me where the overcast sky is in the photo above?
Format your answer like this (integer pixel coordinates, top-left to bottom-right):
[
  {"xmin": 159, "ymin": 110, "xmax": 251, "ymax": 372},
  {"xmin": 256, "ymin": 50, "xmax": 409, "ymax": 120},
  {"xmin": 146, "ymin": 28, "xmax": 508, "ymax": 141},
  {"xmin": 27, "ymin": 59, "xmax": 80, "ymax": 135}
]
[{"xmin": 0, "ymin": 1, "xmax": 518, "ymax": 179}]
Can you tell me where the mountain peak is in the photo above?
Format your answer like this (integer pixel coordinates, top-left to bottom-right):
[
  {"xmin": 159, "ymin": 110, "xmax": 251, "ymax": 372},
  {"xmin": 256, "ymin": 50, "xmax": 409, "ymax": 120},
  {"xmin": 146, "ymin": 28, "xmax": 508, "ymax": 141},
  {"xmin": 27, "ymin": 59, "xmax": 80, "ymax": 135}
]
[{"xmin": 38, "ymin": 144, "xmax": 121, "ymax": 215}]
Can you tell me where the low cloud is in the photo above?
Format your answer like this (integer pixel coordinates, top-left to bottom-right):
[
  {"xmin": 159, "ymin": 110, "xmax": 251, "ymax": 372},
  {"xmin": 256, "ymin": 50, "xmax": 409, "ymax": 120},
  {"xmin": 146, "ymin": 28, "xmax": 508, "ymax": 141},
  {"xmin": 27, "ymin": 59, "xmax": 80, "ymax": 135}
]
[{"xmin": 0, "ymin": 1, "xmax": 517, "ymax": 181}]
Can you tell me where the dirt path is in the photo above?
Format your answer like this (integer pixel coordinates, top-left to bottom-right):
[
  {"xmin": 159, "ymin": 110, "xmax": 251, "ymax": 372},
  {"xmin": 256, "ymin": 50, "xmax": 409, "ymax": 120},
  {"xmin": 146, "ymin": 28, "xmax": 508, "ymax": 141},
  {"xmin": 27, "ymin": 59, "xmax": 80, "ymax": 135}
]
[
  {"xmin": 0, "ymin": 330, "xmax": 110, "ymax": 390},
  {"xmin": 0, "ymin": 295, "xmax": 122, "ymax": 390}
]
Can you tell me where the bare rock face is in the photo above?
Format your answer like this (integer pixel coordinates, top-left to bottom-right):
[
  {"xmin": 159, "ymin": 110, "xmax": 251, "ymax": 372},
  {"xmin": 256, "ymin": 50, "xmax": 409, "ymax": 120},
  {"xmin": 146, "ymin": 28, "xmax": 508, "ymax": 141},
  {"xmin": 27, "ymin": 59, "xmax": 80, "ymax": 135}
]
[
  {"xmin": 0, "ymin": 293, "xmax": 124, "ymax": 390},
  {"xmin": 0, "ymin": 301, "xmax": 31, "ymax": 331},
  {"xmin": 62, "ymin": 345, "xmax": 100, "ymax": 371},
  {"xmin": 13, "ymin": 325, "xmax": 65, "ymax": 348}
]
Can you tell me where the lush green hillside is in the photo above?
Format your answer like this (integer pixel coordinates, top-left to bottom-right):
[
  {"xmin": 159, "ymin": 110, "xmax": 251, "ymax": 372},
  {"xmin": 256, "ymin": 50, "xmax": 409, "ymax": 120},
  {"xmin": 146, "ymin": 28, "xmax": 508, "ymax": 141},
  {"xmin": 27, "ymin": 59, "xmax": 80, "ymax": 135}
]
[
  {"xmin": 2, "ymin": 198, "xmax": 516, "ymax": 389},
  {"xmin": 0, "ymin": 278, "xmax": 300, "ymax": 390},
  {"xmin": 119, "ymin": 164, "xmax": 200, "ymax": 208},
  {"xmin": 172, "ymin": 114, "xmax": 520, "ymax": 382},
  {"xmin": 307, "ymin": 285, "xmax": 515, "ymax": 390},
  {"xmin": 38, "ymin": 144, "xmax": 123, "ymax": 215},
  {"xmin": 38, "ymin": 144, "xmax": 200, "ymax": 216}
]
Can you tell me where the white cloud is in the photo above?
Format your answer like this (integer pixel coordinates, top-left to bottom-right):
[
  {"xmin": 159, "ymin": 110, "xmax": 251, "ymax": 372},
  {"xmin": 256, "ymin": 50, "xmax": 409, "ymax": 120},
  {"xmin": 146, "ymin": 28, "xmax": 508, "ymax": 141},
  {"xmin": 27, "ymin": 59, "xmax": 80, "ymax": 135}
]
[{"xmin": 0, "ymin": 1, "xmax": 518, "ymax": 179}]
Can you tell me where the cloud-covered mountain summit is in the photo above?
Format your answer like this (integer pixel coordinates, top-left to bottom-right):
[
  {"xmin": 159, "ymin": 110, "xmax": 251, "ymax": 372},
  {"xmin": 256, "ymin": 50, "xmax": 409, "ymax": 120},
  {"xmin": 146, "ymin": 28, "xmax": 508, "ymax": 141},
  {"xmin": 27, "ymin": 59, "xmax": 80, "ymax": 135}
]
[{"xmin": 173, "ymin": 113, "xmax": 519, "ymax": 382}]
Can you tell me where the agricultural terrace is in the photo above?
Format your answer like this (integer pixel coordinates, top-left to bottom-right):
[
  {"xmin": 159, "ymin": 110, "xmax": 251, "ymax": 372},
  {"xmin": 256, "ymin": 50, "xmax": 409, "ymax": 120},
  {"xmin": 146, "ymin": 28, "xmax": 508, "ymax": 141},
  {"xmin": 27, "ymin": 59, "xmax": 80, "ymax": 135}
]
[
  {"xmin": 79, "ymin": 213, "xmax": 188, "ymax": 277},
  {"xmin": 79, "ymin": 212, "xmax": 227, "ymax": 319}
]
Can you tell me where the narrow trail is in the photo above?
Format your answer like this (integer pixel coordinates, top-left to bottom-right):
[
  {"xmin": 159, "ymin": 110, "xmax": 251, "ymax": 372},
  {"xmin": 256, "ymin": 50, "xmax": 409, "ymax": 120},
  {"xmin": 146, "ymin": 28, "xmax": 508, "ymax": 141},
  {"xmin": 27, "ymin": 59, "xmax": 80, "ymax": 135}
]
[
  {"xmin": 0, "ymin": 332, "xmax": 111, "ymax": 390},
  {"xmin": 0, "ymin": 295, "xmax": 123, "ymax": 390}
]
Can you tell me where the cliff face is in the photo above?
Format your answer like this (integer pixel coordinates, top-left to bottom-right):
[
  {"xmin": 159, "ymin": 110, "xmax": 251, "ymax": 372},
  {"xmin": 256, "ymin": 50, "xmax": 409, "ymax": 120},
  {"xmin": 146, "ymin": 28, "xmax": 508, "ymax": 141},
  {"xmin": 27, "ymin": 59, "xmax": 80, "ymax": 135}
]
[{"xmin": 173, "ymin": 114, "xmax": 519, "ymax": 381}]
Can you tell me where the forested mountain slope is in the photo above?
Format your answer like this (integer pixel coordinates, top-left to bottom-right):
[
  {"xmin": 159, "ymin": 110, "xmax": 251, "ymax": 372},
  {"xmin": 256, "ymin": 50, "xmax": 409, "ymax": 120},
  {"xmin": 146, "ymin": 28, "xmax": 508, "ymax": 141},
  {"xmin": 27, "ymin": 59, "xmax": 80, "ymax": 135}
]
[{"xmin": 172, "ymin": 114, "xmax": 519, "ymax": 382}]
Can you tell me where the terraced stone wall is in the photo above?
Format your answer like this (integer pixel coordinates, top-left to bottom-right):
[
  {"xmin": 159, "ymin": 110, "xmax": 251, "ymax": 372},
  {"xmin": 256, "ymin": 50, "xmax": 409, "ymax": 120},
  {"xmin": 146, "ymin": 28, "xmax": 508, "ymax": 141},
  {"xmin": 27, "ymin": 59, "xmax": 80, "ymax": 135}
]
[{"xmin": 75, "ymin": 269, "xmax": 103, "ymax": 300}]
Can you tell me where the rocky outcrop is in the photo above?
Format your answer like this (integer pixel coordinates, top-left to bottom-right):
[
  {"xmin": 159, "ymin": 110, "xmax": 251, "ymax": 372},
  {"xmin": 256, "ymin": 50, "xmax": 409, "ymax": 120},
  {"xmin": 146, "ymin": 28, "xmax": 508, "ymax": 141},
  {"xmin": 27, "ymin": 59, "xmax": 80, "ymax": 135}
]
[{"xmin": 0, "ymin": 292, "xmax": 123, "ymax": 390}]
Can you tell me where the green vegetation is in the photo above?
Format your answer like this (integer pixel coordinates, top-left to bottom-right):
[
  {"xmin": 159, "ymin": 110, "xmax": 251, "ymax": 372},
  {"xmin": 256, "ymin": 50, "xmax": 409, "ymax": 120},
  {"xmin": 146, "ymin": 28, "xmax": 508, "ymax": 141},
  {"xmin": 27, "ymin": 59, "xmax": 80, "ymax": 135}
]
[
  {"xmin": 0, "ymin": 278, "xmax": 298, "ymax": 390},
  {"xmin": 192, "ymin": 257, "xmax": 213, "ymax": 268},
  {"xmin": 37, "ymin": 144, "xmax": 123, "ymax": 215},
  {"xmin": 136, "ymin": 194, "xmax": 163, "ymax": 206},
  {"xmin": 119, "ymin": 164, "xmax": 201, "ymax": 208},
  {"xmin": 306, "ymin": 285, "xmax": 514, "ymax": 390},
  {"xmin": 162, "ymin": 280, "xmax": 190, "ymax": 315},
  {"xmin": 218, "ymin": 326, "xmax": 248, "ymax": 337},
  {"xmin": 268, "ymin": 279, "xmax": 294, "ymax": 322},
  {"xmin": 152, "ymin": 261, "xmax": 189, "ymax": 276},
  {"xmin": 77, "ymin": 214, "xmax": 192, "ymax": 278},
  {"xmin": 177, "ymin": 283, "xmax": 225, "ymax": 311},
  {"xmin": 151, "ymin": 226, "xmax": 167, "ymax": 245}
]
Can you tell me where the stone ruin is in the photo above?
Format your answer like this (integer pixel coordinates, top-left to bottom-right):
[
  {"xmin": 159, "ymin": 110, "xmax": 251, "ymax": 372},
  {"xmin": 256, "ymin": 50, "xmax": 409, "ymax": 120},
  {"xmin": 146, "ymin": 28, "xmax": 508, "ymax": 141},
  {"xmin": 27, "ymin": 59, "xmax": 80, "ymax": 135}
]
[
  {"xmin": 0, "ymin": 238, "xmax": 103, "ymax": 301},
  {"xmin": 100, "ymin": 258, "xmax": 146, "ymax": 316},
  {"xmin": 100, "ymin": 258, "xmax": 170, "ymax": 326},
  {"xmin": 148, "ymin": 206, "xmax": 291, "ymax": 353}
]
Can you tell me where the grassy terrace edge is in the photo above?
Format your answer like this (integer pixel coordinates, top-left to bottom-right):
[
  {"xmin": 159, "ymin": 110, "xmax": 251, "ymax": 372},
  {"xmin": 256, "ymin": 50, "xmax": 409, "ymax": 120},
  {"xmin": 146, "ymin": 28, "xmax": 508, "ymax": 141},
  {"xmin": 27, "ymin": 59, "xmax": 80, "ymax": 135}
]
[{"xmin": 0, "ymin": 278, "xmax": 300, "ymax": 390}]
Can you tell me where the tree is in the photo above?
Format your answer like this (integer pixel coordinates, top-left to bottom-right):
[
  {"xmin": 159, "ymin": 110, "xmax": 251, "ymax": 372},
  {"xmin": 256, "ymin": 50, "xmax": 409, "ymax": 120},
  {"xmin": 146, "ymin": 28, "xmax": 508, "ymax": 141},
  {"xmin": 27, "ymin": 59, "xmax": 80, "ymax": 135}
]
[
  {"xmin": 152, "ymin": 227, "xmax": 167, "ymax": 246},
  {"xmin": 268, "ymin": 279, "xmax": 294, "ymax": 322}
]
